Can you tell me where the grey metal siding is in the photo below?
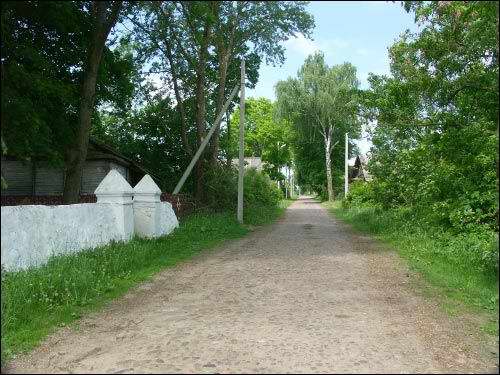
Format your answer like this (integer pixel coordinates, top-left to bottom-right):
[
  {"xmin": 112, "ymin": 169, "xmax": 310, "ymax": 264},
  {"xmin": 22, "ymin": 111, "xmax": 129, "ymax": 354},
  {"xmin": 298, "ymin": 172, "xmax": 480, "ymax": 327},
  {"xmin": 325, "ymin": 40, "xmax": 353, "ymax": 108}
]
[
  {"xmin": 35, "ymin": 163, "xmax": 64, "ymax": 195},
  {"xmin": 2, "ymin": 157, "xmax": 131, "ymax": 197},
  {"xmin": 81, "ymin": 160, "xmax": 110, "ymax": 194},
  {"xmin": 1, "ymin": 160, "xmax": 33, "ymax": 196}
]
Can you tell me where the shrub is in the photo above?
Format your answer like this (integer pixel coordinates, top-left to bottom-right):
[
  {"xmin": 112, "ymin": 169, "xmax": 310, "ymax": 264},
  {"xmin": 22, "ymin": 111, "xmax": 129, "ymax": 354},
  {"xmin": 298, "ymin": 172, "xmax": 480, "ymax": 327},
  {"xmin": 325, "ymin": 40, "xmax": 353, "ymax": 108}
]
[
  {"xmin": 203, "ymin": 165, "xmax": 238, "ymax": 211},
  {"xmin": 203, "ymin": 165, "xmax": 283, "ymax": 211},
  {"xmin": 243, "ymin": 168, "xmax": 282, "ymax": 207},
  {"xmin": 343, "ymin": 180, "xmax": 377, "ymax": 208}
]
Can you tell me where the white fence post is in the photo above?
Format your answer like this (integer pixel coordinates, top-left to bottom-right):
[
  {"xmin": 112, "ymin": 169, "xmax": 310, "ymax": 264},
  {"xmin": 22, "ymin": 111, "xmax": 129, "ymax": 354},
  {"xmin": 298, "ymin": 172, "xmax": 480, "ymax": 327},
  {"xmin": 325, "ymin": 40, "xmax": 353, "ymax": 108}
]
[
  {"xmin": 133, "ymin": 174, "xmax": 178, "ymax": 238},
  {"xmin": 94, "ymin": 169, "xmax": 134, "ymax": 241},
  {"xmin": 133, "ymin": 174, "xmax": 162, "ymax": 238}
]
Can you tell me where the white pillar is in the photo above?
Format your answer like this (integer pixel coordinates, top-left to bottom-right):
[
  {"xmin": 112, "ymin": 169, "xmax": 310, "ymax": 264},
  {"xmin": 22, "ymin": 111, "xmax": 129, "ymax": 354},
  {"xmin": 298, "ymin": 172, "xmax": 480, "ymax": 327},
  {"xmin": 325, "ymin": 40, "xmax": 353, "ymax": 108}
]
[
  {"xmin": 133, "ymin": 174, "xmax": 178, "ymax": 238},
  {"xmin": 95, "ymin": 169, "xmax": 134, "ymax": 241}
]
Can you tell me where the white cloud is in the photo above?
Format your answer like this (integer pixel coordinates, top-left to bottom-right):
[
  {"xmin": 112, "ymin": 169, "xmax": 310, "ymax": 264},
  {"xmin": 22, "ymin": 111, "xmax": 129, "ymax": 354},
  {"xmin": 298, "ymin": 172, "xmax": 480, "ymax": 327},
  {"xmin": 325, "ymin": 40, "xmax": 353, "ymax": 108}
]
[
  {"xmin": 284, "ymin": 34, "xmax": 321, "ymax": 56},
  {"xmin": 284, "ymin": 34, "xmax": 351, "ymax": 57}
]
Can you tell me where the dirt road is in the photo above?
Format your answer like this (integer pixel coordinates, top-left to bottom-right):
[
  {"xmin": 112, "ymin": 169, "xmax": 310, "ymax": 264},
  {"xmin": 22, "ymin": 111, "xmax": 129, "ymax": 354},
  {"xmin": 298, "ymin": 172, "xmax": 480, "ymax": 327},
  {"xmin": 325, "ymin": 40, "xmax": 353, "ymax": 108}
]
[{"xmin": 6, "ymin": 197, "xmax": 498, "ymax": 373}]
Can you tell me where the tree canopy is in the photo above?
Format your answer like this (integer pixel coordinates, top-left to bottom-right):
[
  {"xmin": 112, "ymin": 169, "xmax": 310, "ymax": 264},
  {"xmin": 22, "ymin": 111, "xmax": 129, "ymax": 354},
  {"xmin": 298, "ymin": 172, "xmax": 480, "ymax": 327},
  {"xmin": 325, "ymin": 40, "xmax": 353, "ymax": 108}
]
[
  {"xmin": 363, "ymin": 0, "xmax": 498, "ymax": 231},
  {"xmin": 222, "ymin": 97, "xmax": 293, "ymax": 182},
  {"xmin": 275, "ymin": 52, "xmax": 361, "ymax": 200},
  {"xmin": 1, "ymin": 1, "xmax": 135, "ymax": 166}
]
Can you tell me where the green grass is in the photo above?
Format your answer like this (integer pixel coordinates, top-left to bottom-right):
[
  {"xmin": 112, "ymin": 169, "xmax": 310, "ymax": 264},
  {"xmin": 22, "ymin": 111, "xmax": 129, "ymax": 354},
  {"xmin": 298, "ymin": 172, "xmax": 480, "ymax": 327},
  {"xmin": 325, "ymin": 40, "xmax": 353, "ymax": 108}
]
[
  {"xmin": 0, "ymin": 201, "xmax": 291, "ymax": 364},
  {"xmin": 324, "ymin": 201, "xmax": 499, "ymax": 336}
]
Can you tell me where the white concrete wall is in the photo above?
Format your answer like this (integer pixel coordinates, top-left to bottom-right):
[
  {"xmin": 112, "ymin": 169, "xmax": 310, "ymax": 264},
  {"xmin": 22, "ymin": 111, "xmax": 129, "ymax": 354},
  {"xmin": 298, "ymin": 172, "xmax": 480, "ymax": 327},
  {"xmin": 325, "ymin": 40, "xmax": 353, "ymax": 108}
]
[
  {"xmin": 1, "ymin": 204, "xmax": 125, "ymax": 271},
  {"xmin": 1, "ymin": 171, "xmax": 179, "ymax": 272}
]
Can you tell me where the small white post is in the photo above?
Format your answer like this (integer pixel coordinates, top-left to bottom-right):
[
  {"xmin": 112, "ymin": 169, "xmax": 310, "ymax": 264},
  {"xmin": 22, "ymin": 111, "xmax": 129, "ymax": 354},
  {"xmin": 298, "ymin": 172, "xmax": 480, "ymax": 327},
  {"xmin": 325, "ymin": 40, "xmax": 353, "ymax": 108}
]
[
  {"xmin": 133, "ymin": 175, "xmax": 179, "ymax": 238},
  {"xmin": 237, "ymin": 59, "xmax": 245, "ymax": 223},
  {"xmin": 133, "ymin": 174, "xmax": 161, "ymax": 238},
  {"xmin": 345, "ymin": 132, "xmax": 349, "ymax": 197},
  {"xmin": 95, "ymin": 169, "xmax": 134, "ymax": 241}
]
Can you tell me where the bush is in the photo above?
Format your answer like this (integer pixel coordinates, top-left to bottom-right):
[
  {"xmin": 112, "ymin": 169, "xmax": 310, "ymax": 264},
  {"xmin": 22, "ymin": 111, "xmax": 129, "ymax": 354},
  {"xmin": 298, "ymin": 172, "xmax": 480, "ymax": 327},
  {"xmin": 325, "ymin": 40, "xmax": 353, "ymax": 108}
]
[
  {"xmin": 243, "ymin": 168, "xmax": 282, "ymax": 207},
  {"xmin": 203, "ymin": 165, "xmax": 238, "ymax": 211},
  {"xmin": 343, "ymin": 180, "xmax": 377, "ymax": 208},
  {"xmin": 203, "ymin": 165, "xmax": 283, "ymax": 211}
]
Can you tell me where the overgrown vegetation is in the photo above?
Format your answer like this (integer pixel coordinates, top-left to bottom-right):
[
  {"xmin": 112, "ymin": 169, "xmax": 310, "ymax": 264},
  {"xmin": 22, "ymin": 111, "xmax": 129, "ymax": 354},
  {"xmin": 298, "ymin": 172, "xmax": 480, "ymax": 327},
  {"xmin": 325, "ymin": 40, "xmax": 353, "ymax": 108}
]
[
  {"xmin": 329, "ymin": 2, "xmax": 499, "ymax": 325},
  {"xmin": 222, "ymin": 97, "xmax": 294, "ymax": 183},
  {"xmin": 289, "ymin": 1, "xmax": 499, "ymax": 335},
  {"xmin": 1, "ymin": 1, "xmax": 315, "ymax": 202},
  {"xmin": 361, "ymin": 1, "xmax": 498, "ymax": 232},
  {"xmin": 1, "ymin": 197, "xmax": 291, "ymax": 364},
  {"xmin": 275, "ymin": 52, "xmax": 361, "ymax": 201},
  {"xmin": 203, "ymin": 166, "xmax": 283, "ymax": 211},
  {"xmin": 326, "ymin": 197, "xmax": 499, "ymax": 336}
]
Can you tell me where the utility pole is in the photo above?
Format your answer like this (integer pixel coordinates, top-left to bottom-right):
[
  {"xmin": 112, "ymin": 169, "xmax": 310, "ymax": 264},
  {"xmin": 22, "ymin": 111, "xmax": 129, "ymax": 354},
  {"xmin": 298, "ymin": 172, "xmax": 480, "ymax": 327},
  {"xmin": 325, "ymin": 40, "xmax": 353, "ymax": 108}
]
[
  {"xmin": 237, "ymin": 60, "xmax": 245, "ymax": 223},
  {"xmin": 344, "ymin": 132, "xmax": 348, "ymax": 197}
]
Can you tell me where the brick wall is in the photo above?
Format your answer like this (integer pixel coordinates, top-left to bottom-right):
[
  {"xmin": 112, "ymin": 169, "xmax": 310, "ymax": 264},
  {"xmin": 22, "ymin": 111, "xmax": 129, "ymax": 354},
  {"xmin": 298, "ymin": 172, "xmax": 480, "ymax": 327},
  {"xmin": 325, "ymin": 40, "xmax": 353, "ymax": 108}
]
[{"xmin": 160, "ymin": 193, "xmax": 197, "ymax": 218}]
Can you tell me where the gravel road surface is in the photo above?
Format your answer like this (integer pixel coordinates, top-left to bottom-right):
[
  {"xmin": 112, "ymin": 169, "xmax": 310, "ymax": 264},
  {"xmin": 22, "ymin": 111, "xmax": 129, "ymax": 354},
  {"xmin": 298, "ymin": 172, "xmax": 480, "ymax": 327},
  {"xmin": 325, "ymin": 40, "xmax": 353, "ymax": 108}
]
[{"xmin": 5, "ymin": 197, "xmax": 498, "ymax": 373}]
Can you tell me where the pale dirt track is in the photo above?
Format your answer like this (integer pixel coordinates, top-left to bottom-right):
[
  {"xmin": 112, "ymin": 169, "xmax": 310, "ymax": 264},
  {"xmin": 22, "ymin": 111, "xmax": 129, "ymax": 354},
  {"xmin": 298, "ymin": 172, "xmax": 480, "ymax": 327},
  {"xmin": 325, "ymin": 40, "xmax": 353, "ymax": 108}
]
[{"xmin": 5, "ymin": 197, "xmax": 499, "ymax": 374}]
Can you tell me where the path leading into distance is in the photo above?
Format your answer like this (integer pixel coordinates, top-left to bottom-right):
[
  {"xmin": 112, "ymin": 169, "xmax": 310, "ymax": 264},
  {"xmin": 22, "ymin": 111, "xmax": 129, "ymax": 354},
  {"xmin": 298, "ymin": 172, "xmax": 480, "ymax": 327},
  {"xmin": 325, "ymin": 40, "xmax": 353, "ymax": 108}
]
[{"xmin": 6, "ymin": 197, "xmax": 498, "ymax": 373}]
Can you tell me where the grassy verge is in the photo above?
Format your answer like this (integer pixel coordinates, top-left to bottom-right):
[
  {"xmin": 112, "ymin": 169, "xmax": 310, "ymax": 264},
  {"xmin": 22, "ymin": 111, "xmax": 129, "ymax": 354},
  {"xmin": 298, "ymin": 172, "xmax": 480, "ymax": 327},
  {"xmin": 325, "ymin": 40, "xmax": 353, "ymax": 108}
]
[
  {"xmin": 324, "ymin": 201, "xmax": 499, "ymax": 336},
  {"xmin": 1, "ymin": 201, "xmax": 292, "ymax": 364}
]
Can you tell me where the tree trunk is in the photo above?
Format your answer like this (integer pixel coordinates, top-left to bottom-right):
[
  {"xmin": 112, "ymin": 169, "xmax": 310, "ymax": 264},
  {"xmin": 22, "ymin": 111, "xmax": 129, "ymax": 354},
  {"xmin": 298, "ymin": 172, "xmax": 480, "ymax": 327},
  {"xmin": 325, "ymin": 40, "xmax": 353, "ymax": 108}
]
[
  {"xmin": 164, "ymin": 37, "xmax": 192, "ymax": 156},
  {"xmin": 225, "ymin": 110, "xmax": 232, "ymax": 168},
  {"xmin": 495, "ymin": 1, "xmax": 499, "ymax": 228},
  {"xmin": 209, "ymin": 52, "xmax": 229, "ymax": 164},
  {"xmin": 63, "ymin": 1, "xmax": 122, "ymax": 203},
  {"xmin": 324, "ymin": 134, "xmax": 334, "ymax": 201},
  {"xmin": 194, "ymin": 22, "xmax": 212, "ymax": 202},
  {"xmin": 194, "ymin": 70, "xmax": 206, "ymax": 201}
]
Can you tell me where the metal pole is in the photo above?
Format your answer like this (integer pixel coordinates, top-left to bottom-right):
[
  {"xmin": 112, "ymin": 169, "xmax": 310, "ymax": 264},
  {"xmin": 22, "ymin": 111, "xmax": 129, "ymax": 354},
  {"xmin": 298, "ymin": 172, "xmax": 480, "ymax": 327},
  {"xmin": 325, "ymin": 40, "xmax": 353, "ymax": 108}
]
[
  {"xmin": 172, "ymin": 85, "xmax": 239, "ymax": 195},
  {"xmin": 344, "ymin": 132, "xmax": 348, "ymax": 197},
  {"xmin": 237, "ymin": 60, "xmax": 245, "ymax": 223}
]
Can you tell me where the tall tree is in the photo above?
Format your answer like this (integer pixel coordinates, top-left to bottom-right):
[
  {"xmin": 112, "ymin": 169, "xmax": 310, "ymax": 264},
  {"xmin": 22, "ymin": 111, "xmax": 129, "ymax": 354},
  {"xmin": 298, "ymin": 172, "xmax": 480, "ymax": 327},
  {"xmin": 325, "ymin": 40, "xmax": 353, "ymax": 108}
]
[
  {"xmin": 207, "ymin": 1, "xmax": 315, "ymax": 164},
  {"xmin": 276, "ymin": 52, "xmax": 361, "ymax": 201},
  {"xmin": 1, "ymin": 1, "xmax": 135, "ymax": 177},
  {"xmin": 364, "ymin": 1, "xmax": 498, "ymax": 230},
  {"xmin": 128, "ymin": 1, "xmax": 314, "ymax": 200},
  {"xmin": 223, "ymin": 97, "xmax": 293, "ymax": 182},
  {"xmin": 63, "ymin": 1, "xmax": 123, "ymax": 203}
]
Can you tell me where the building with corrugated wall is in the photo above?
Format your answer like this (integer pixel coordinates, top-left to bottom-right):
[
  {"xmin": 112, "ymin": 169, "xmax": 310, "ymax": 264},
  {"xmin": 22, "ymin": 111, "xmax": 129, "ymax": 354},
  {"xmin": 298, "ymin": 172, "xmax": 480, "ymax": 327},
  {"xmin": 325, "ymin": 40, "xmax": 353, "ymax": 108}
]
[{"xmin": 1, "ymin": 138, "xmax": 150, "ymax": 197}]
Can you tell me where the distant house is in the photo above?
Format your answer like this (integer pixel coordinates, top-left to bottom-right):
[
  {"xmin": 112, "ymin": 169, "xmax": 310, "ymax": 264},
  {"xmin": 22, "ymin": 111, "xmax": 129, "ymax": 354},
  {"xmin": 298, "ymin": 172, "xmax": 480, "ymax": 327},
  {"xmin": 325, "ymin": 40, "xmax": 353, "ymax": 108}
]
[
  {"xmin": 349, "ymin": 155, "xmax": 372, "ymax": 182},
  {"xmin": 231, "ymin": 157, "xmax": 265, "ymax": 171},
  {"xmin": 1, "ymin": 138, "xmax": 150, "ymax": 197}
]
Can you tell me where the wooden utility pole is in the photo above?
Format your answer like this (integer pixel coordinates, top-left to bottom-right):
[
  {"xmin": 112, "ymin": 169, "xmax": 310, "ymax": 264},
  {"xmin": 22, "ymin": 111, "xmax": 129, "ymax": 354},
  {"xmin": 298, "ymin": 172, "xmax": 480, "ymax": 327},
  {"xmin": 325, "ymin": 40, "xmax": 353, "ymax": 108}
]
[
  {"xmin": 344, "ymin": 133, "xmax": 348, "ymax": 197},
  {"xmin": 237, "ymin": 60, "xmax": 245, "ymax": 223}
]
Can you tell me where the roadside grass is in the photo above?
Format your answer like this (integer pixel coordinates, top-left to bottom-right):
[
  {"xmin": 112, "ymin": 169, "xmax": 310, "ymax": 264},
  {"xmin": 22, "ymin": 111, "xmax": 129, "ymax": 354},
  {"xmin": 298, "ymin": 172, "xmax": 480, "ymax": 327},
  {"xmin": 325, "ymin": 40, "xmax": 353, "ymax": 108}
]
[
  {"xmin": 0, "ymin": 201, "xmax": 292, "ymax": 364},
  {"xmin": 323, "ymin": 201, "xmax": 499, "ymax": 337}
]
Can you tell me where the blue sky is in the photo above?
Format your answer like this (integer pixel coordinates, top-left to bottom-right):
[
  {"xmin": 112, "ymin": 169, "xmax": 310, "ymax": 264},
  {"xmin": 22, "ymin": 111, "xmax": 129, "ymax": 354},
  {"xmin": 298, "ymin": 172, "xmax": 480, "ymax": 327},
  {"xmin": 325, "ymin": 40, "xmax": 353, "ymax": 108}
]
[{"xmin": 246, "ymin": 1, "xmax": 418, "ymax": 155}]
